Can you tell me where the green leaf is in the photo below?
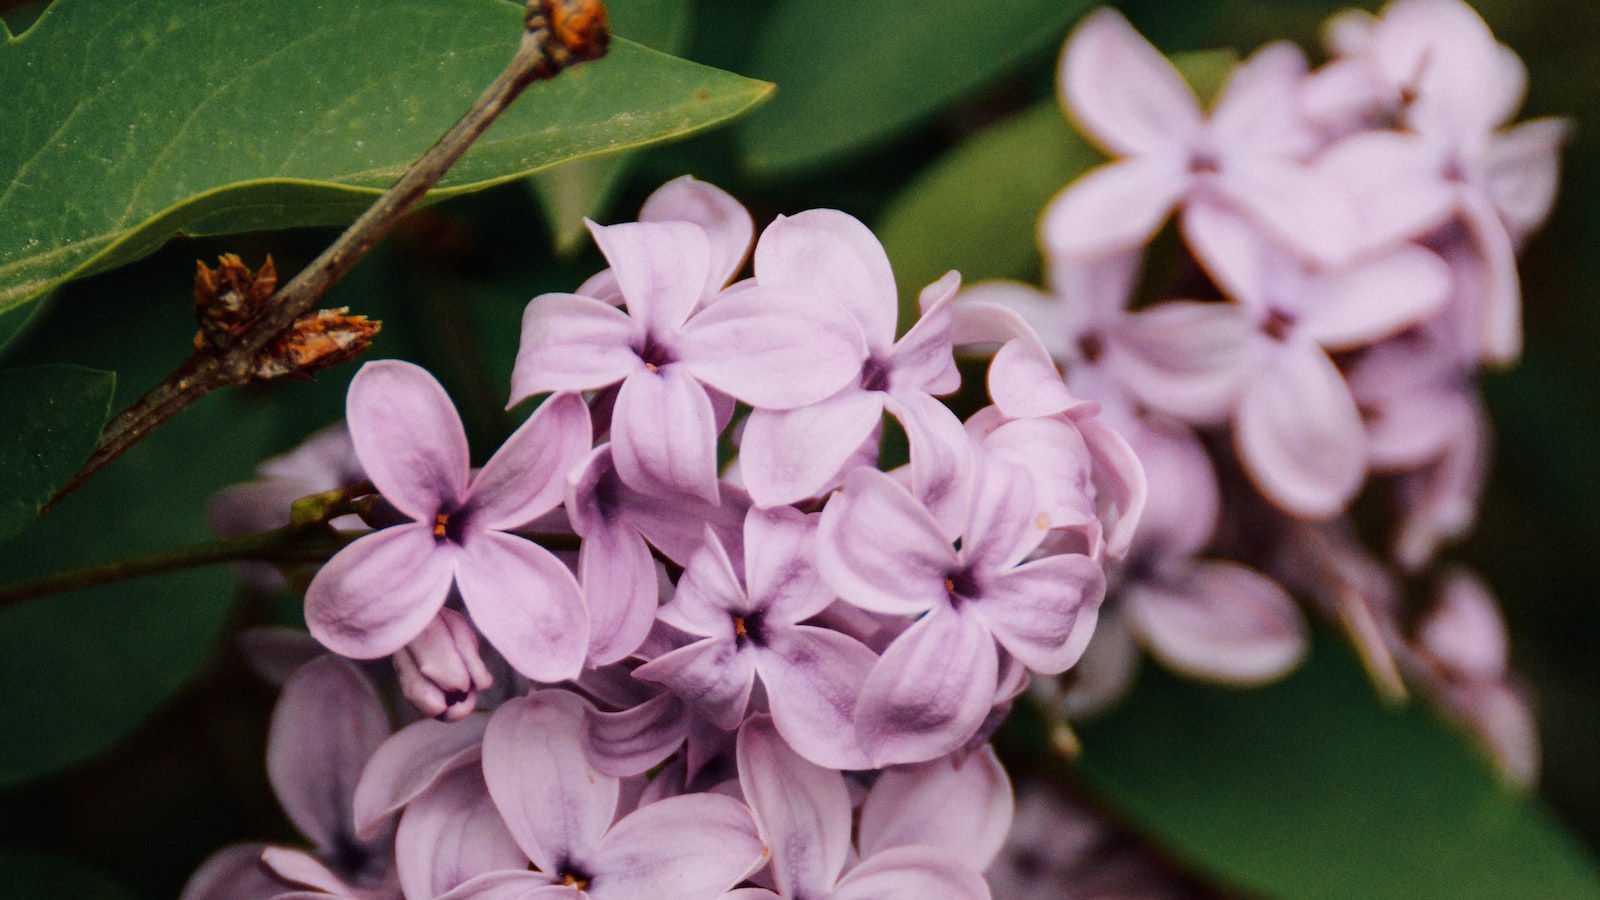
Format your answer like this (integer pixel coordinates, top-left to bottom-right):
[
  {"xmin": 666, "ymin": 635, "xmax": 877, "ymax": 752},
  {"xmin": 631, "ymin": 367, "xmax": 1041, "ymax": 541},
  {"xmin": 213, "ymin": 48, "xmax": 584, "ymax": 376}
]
[
  {"xmin": 739, "ymin": 0, "xmax": 1095, "ymax": 174},
  {"xmin": 0, "ymin": 0, "xmax": 772, "ymax": 339},
  {"xmin": 0, "ymin": 849, "xmax": 143, "ymax": 900},
  {"xmin": 1073, "ymin": 633, "xmax": 1600, "ymax": 898},
  {"xmin": 0, "ymin": 364, "xmax": 115, "ymax": 544},
  {"xmin": 876, "ymin": 100, "xmax": 1099, "ymax": 322},
  {"xmin": 527, "ymin": 0, "xmax": 695, "ymax": 253}
]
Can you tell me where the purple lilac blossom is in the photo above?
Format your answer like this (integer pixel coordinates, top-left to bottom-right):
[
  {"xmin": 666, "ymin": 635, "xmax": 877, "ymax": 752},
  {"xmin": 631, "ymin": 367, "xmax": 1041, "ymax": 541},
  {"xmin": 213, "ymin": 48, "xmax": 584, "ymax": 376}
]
[{"xmin": 305, "ymin": 360, "xmax": 592, "ymax": 683}]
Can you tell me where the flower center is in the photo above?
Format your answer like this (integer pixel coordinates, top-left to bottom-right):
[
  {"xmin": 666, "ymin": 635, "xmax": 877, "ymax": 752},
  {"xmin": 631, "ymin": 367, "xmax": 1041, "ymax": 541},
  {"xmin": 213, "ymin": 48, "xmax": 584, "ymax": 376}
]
[
  {"xmin": 733, "ymin": 610, "xmax": 767, "ymax": 647},
  {"xmin": 636, "ymin": 332, "xmax": 675, "ymax": 371},
  {"xmin": 945, "ymin": 567, "xmax": 981, "ymax": 606},
  {"xmin": 860, "ymin": 356, "xmax": 892, "ymax": 393},
  {"xmin": 1261, "ymin": 308, "xmax": 1296, "ymax": 342}
]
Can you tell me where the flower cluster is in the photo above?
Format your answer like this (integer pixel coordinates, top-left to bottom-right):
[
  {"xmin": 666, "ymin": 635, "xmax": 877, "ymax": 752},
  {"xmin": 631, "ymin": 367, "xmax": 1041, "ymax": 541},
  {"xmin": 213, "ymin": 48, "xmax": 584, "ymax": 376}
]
[
  {"xmin": 189, "ymin": 174, "xmax": 1136, "ymax": 898},
  {"xmin": 966, "ymin": 0, "xmax": 1561, "ymax": 782}
]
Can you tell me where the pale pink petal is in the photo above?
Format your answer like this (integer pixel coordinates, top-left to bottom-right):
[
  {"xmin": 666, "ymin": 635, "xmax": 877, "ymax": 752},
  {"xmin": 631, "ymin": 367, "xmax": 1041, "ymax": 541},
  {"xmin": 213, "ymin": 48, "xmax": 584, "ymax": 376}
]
[
  {"xmin": 395, "ymin": 765, "xmax": 525, "ymax": 900},
  {"xmin": 258, "ymin": 848, "xmax": 350, "ymax": 894},
  {"xmin": 857, "ymin": 606, "xmax": 1000, "ymax": 766},
  {"xmin": 1393, "ymin": 411, "xmax": 1488, "ymax": 570},
  {"xmin": 979, "ymin": 417, "xmax": 1097, "ymax": 538},
  {"xmin": 582, "ymin": 693, "xmax": 690, "ymax": 778},
  {"xmin": 579, "ymin": 522, "xmax": 659, "ymax": 666},
  {"xmin": 754, "ymin": 209, "xmax": 899, "ymax": 348},
  {"xmin": 1112, "ymin": 408, "xmax": 1217, "ymax": 562},
  {"xmin": 1483, "ymin": 117, "xmax": 1569, "ymax": 238},
  {"xmin": 1125, "ymin": 559, "xmax": 1308, "ymax": 684},
  {"xmin": 1315, "ymin": 131, "xmax": 1456, "ymax": 253},
  {"xmin": 1060, "ymin": 8, "xmax": 1201, "ymax": 156},
  {"xmin": 977, "ymin": 554, "xmax": 1104, "ymax": 674},
  {"xmin": 178, "ymin": 844, "xmax": 280, "ymax": 900},
  {"xmin": 511, "ymin": 293, "xmax": 642, "ymax": 400},
  {"xmin": 740, "ymin": 389, "xmax": 885, "ymax": 509},
  {"xmin": 456, "ymin": 532, "xmax": 588, "ymax": 683},
  {"xmin": 1114, "ymin": 299, "xmax": 1252, "ymax": 424},
  {"xmin": 1420, "ymin": 568, "xmax": 1508, "ymax": 678},
  {"xmin": 347, "ymin": 360, "xmax": 469, "ymax": 521},
  {"xmin": 588, "ymin": 219, "xmax": 710, "ymax": 335},
  {"xmin": 659, "ymin": 525, "xmax": 745, "ymax": 637},
  {"xmin": 589, "ymin": 794, "xmax": 765, "ymax": 900},
  {"xmin": 639, "ymin": 175, "xmax": 754, "ymax": 292},
  {"xmin": 1078, "ymin": 416, "xmax": 1148, "ymax": 561},
  {"xmin": 745, "ymin": 506, "xmax": 832, "ymax": 624},
  {"xmin": 737, "ymin": 718, "xmax": 852, "ymax": 896},
  {"xmin": 1209, "ymin": 42, "xmax": 1315, "ymax": 157},
  {"xmin": 679, "ymin": 285, "xmax": 865, "ymax": 410},
  {"xmin": 612, "ymin": 366, "xmax": 720, "ymax": 503},
  {"xmin": 1215, "ymin": 160, "xmax": 1358, "ymax": 267},
  {"xmin": 986, "ymin": 337, "xmax": 1080, "ymax": 419},
  {"xmin": 757, "ymin": 626, "xmax": 877, "ymax": 770},
  {"xmin": 1040, "ymin": 157, "xmax": 1187, "ymax": 261},
  {"xmin": 816, "ymin": 468, "xmax": 954, "ymax": 617},
  {"xmin": 465, "ymin": 392, "xmax": 591, "ymax": 531},
  {"xmin": 832, "ymin": 845, "xmax": 992, "ymax": 900},
  {"xmin": 305, "ymin": 524, "xmax": 456, "ymax": 659},
  {"xmin": 1234, "ymin": 345, "xmax": 1366, "ymax": 518},
  {"xmin": 891, "ymin": 270, "xmax": 962, "ymax": 395},
  {"xmin": 632, "ymin": 638, "xmax": 756, "ymax": 731},
  {"xmin": 887, "ymin": 390, "xmax": 975, "ymax": 540},
  {"xmin": 482, "ymin": 692, "xmax": 616, "ymax": 871},
  {"xmin": 1301, "ymin": 245, "xmax": 1451, "ymax": 350},
  {"xmin": 961, "ymin": 454, "xmax": 1051, "ymax": 574},
  {"xmin": 352, "ymin": 714, "xmax": 488, "ymax": 839},
  {"xmin": 1458, "ymin": 190, "xmax": 1523, "ymax": 365},
  {"xmin": 857, "ymin": 745, "xmax": 1013, "ymax": 872},
  {"xmin": 950, "ymin": 287, "xmax": 1061, "ymax": 354},
  {"xmin": 439, "ymin": 871, "xmax": 572, "ymax": 900}
]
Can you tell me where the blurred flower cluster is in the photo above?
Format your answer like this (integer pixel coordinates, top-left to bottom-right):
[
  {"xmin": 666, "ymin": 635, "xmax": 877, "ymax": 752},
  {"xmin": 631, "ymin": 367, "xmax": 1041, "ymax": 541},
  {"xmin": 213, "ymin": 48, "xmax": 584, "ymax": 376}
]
[{"xmin": 186, "ymin": 0, "xmax": 1565, "ymax": 895}]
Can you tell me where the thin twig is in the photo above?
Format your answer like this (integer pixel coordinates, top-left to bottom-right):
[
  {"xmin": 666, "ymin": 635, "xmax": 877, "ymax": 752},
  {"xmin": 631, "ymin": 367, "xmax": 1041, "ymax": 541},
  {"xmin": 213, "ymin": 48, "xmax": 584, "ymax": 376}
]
[
  {"xmin": 43, "ymin": 0, "xmax": 610, "ymax": 512},
  {"xmin": 0, "ymin": 526, "xmax": 346, "ymax": 607}
]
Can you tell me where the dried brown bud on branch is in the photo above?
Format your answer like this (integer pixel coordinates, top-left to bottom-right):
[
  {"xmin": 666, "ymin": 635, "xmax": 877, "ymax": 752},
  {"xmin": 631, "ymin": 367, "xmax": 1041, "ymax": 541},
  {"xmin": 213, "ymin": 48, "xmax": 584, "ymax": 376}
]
[
  {"xmin": 194, "ymin": 253, "xmax": 277, "ymax": 352},
  {"xmin": 254, "ymin": 308, "xmax": 381, "ymax": 381}
]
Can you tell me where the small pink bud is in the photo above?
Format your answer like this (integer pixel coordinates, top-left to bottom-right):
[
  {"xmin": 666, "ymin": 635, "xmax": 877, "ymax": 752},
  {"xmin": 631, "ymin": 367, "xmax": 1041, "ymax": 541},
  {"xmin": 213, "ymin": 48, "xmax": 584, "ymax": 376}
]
[{"xmin": 393, "ymin": 609, "xmax": 494, "ymax": 722}]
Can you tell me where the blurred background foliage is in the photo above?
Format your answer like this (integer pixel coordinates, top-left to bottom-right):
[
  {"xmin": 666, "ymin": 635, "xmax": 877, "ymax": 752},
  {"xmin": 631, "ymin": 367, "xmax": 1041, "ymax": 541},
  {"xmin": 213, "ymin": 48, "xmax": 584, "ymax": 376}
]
[{"xmin": 0, "ymin": 0, "xmax": 1597, "ymax": 896}]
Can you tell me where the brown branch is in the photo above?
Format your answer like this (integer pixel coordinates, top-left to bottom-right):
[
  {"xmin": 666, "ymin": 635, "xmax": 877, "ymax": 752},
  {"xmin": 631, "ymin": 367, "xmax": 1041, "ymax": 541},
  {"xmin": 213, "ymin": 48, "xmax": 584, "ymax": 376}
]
[{"xmin": 43, "ymin": 0, "xmax": 610, "ymax": 512}]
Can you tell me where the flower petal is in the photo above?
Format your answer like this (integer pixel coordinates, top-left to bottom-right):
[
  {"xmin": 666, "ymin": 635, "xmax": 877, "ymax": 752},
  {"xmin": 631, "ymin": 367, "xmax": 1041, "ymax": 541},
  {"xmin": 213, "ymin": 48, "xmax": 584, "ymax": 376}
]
[
  {"xmin": 1040, "ymin": 157, "xmax": 1186, "ymax": 261},
  {"xmin": 679, "ymin": 285, "xmax": 865, "ymax": 410},
  {"xmin": 1060, "ymin": 8, "xmax": 1201, "ymax": 156},
  {"xmin": 612, "ymin": 366, "xmax": 721, "ymax": 503},
  {"xmin": 892, "ymin": 270, "xmax": 962, "ymax": 395},
  {"xmin": 1234, "ymin": 344, "xmax": 1366, "ymax": 518},
  {"xmin": 588, "ymin": 218, "xmax": 710, "ymax": 335},
  {"xmin": 1115, "ymin": 299, "xmax": 1252, "ymax": 424},
  {"xmin": 1124, "ymin": 559, "xmax": 1308, "ymax": 684},
  {"xmin": 744, "ymin": 505, "xmax": 832, "ymax": 624},
  {"xmin": 857, "ymin": 745, "xmax": 1013, "ymax": 872},
  {"xmin": 352, "ymin": 714, "xmax": 488, "ymax": 840},
  {"xmin": 582, "ymin": 692, "xmax": 691, "ymax": 778},
  {"xmin": 1301, "ymin": 246, "xmax": 1451, "ymax": 350},
  {"xmin": 305, "ymin": 523, "xmax": 455, "ymax": 659},
  {"xmin": 740, "ymin": 389, "xmax": 884, "ymax": 509},
  {"xmin": 395, "ymin": 764, "xmax": 525, "ymax": 900},
  {"xmin": 856, "ymin": 606, "xmax": 999, "ymax": 766},
  {"xmin": 178, "ymin": 844, "xmax": 281, "ymax": 900},
  {"xmin": 347, "ymin": 360, "xmax": 469, "ymax": 521},
  {"xmin": 887, "ymin": 390, "xmax": 974, "ymax": 541},
  {"xmin": 579, "ymin": 520, "xmax": 660, "ymax": 666},
  {"xmin": 466, "ymin": 391, "xmax": 592, "ymax": 531},
  {"xmin": 483, "ymin": 691, "xmax": 617, "ymax": 870},
  {"xmin": 510, "ymin": 292, "xmax": 641, "ymax": 401},
  {"xmin": 589, "ymin": 793, "xmax": 766, "ymax": 900},
  {"xmin": 832, "ymin": 845, "xmax": 992, "ymax": 900},
  {"xmin": 639, "ymin": 175, "xmax": 754, "ymax": 293},
  {"xmin": 816, "ymin": 468, "xmax": 954, "ymax": 617},
  {"xmin": 456, "ymin": 532, "xmax": 588, "ymax": 683},
  {"xmin": 737, "ymin": 717, "xmax": 852, "ymax": 897},
  {"xmin": 753, "ymin": 209, "xmax": 900, "ymax": 348},
  {"xmin": 632, "ymin": 637, "xmax": 756, "ymax": 731},
  {"xmin": 976, "ymin": 553, "xmax": 1104, "ymax": 674},
  {"xmin": 756, "ymin": 626, "xmax": 877, "ymax": 770}
]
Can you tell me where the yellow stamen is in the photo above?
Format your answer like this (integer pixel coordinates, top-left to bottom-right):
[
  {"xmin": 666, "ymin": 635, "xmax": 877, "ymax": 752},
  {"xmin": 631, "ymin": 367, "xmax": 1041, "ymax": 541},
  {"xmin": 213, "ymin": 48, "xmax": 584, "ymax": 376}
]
[
  {"xmin": 433, "ymin": 512, "xmax": 450, "ymax": 538},
  {"xmin": 734, "ymin": 616, "xmax": 748, "ymax": 637}
]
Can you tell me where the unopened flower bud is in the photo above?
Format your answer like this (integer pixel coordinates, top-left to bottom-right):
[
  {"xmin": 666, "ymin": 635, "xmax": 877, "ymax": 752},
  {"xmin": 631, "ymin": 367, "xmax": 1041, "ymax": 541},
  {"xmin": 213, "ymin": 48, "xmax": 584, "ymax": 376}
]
[{"xmin": 394, "ymin": 609, "xmax": 493, "ymax": 722}]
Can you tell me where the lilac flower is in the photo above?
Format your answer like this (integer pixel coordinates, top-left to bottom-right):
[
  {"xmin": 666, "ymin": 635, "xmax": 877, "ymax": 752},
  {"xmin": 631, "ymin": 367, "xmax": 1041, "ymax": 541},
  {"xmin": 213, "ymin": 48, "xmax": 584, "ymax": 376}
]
[
  {"xmin": 181, "ymin": 656, "xmax": 398, "ymax": 900},
  {"xmin": 394, "ymin": 608, "xmax": 495, "ymax": 722},
  {"xmin": 735, "ymin": 718, "xmax": 993, "ymax": 900},
  {"xmin": 509, "ymin": 206, "xmax": 865, "ymax": 503},
  {"xmin": 440, "ymin": 690, "xmax": 766, "ymax": 900},
  {"xmin": 305, "ymin": 360, "xmax": 592, "ymax": 683},
  {"xmin": 738, "ymin": 210, "xmax": 969, "ymax": 528},
  {"xmin": 1045, "ymin": 8, "xmax": 1353, "ymax": 266},
  {"xmin": 818, "ymin": 460, "xmax": 1105, "ymax": 765},
  {"xmin": 633, "ymin": 505, "xmax": 878, "ymax": 770}
]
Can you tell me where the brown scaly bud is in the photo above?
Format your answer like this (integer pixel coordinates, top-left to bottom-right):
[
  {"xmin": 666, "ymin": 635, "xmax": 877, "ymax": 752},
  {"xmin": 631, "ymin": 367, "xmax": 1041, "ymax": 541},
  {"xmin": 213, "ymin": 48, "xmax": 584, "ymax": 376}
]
[
  {"xmin": 252, "ymin": 308, "xmax": 381, "ymax": 382},
  {"xmin": 194, "ymin": 254, "xmax": 277, "ymax": 352},
  {"xmin": 526, "ymin": 0, "xmax": 610, "ymax": 77}
]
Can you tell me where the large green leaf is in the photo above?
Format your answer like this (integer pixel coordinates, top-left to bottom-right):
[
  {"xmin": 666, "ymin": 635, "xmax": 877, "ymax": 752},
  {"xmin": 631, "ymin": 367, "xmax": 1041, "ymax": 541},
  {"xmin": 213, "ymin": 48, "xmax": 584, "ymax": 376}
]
[
  {"xmin": 527, "ymin": 0, "xmax": 694, "ymax": 253},
  {"xmin": 0, "ymin": 364, "xmax": 115, "ymax": 545},
  {"xmin": 1073, "ymin": 633, "xmax": 1600, "ymax": 898},
  {"xmin": 738, "ymin": 0, "xmax": 1095, "ymax": 174},
  {"xmin": 0, "ymin": 0, "xmax": 771, "ymax": 340}
]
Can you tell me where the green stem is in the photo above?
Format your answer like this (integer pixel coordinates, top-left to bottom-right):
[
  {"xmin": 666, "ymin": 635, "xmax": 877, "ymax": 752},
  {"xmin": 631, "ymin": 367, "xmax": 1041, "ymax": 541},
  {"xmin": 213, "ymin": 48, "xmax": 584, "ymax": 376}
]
[{"xmin": 0, "ymin": 526, "xmax": 344, "ymax": 607}]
